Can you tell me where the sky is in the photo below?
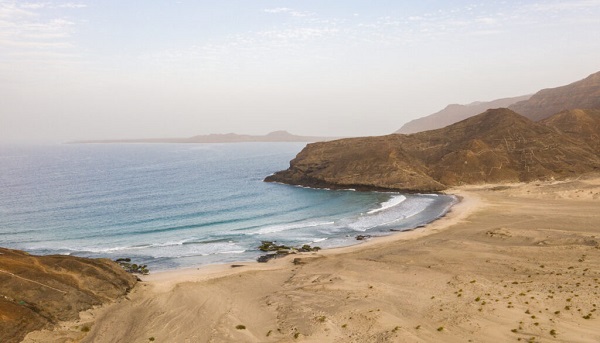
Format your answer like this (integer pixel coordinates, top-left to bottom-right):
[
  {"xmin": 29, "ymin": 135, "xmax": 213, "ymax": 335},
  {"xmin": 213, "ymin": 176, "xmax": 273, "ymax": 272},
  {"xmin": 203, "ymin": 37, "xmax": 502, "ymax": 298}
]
[{"xmin": 1, "ymin": 0, "xmax": 600, "ymax": 143}]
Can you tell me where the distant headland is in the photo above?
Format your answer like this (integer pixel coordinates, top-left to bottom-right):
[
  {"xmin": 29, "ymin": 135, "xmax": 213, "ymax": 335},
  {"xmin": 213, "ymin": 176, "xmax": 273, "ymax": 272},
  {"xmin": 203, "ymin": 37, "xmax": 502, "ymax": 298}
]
[{"xmin": 69, "ymin": 130, "xmax": 336, "ymax": 144}]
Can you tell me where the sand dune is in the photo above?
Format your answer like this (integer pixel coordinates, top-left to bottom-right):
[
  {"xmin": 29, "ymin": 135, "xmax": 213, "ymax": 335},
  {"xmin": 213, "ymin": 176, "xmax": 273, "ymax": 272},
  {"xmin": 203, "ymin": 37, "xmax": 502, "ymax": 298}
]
[{"xmin": 24, "ymin": 175, "xmax": 600, "ymax": 342}]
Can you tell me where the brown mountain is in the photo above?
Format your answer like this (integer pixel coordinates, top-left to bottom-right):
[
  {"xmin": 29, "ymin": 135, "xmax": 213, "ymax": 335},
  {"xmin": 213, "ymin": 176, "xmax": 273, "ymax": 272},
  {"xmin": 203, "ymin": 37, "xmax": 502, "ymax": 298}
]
[
  {"xmin": 0, "ymin": 248, "xmax": 137, "ymax": 343},
  {"xmin": 266, "ymin": 108, "xmax": 600, "ymax": 192},
  {"xmin": 509, "ymin": 71, "xmax": 600, "ymax": 121},
  {"xmin": 396, "ymin": 95, "xmax": 531, "ymax": 134},
  {"xmin": 71, "ymin": 131, "xmax": 333, "ymax": 144},
  {"xmin": 541, "ymin": 109, "xmax": 600, "ymax": 153}
]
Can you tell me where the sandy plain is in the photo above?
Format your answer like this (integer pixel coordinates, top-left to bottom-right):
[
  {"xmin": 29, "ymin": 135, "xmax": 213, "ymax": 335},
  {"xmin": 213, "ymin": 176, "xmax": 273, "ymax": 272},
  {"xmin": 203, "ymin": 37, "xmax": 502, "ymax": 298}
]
[{"xmin": 24, "ymin": 175, "xmax": 600, "ymax": 343}]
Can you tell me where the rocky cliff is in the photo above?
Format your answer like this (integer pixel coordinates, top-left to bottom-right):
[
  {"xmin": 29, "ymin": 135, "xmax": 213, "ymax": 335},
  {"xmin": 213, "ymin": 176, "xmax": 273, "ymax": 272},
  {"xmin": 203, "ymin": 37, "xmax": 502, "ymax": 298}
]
[
  {"xmin": 0, "ymin": 248, "xmax": 137, "ymax": 343},
  {"xmin": 266, "ymin": 109, "xmax": 600, "ymax": 192},
  {"xmin": 509, "ymin": 71, "xmax": 600, "ymax": 121}
]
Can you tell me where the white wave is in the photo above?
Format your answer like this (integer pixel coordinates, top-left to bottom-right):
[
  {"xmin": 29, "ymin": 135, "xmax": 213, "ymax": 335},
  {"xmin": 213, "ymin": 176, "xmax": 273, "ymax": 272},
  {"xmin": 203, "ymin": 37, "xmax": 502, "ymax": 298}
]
[
  {"xmin": 76, "ymin": 238, "xmax": 197, "ymax": 253},
  {"xmin": 367, "ymin": 195, "xmax": 407, "ymax": 214},
  {"xmin": 69, "ymin": 245, "xmax": 150, "ymax": 253},
  {"xmin": 217, "ymin": 250, "xmax": 246, "ymax": 255},
  {"xmin": 312, "ymin": 237, "xmax": 328, "ymax": 243},
  {"xmin": 151, "ymin": 241, "xmax": 246, "ymax": 258},
  {"xmin": 250, "ymin": 221, "xmax": 335, "ymax": 235}
]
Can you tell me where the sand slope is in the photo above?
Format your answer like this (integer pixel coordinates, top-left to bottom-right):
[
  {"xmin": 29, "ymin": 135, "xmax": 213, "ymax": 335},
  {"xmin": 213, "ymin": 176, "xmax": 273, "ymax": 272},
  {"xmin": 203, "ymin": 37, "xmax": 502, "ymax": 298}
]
[{"xmin": 24, "ymin": 176, "xmax": 600, "ymax": 343}]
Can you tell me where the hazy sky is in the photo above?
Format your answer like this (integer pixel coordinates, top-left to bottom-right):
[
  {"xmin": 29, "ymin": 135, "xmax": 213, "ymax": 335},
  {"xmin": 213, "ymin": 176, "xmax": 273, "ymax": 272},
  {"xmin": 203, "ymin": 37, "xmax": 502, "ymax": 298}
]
[{"xmin": 1, "ymin": 0, "xmax": 600, "ymax": 143}]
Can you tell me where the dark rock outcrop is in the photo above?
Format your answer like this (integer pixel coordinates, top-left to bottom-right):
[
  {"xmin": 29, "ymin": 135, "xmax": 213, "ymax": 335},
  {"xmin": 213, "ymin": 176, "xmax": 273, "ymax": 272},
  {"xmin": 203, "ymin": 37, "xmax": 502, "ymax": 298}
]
[
  {"xmin": 0, "ymin": 248, "xmax": 137, "ymax": 343},
  {"xmin": 266, "ymin": 109, "xmax": 600, "ymax": 192}
]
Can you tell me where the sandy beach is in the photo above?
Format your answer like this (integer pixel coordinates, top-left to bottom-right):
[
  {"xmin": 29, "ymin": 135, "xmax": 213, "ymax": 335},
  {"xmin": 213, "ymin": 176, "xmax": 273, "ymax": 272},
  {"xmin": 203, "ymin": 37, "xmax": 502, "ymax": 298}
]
[{"xmin": 24, "ymin": 175, "xmax": 600, "ymax": 343}]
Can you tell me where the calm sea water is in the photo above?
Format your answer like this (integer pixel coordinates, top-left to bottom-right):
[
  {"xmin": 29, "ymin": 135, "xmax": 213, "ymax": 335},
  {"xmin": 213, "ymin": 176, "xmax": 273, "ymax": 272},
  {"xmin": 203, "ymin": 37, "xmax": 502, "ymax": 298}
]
[{"xmin": 0, "ymin": 143, "xmax": 455, "ymax": 271}]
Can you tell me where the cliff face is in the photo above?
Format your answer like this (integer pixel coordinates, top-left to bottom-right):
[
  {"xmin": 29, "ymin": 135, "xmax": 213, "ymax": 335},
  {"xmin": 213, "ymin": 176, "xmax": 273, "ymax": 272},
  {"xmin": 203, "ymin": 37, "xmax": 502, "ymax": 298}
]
[
  {"xmin": 509, "ymin": 71, "xmax": 600, "ymax": 121},
  {"xmin": 396, "ymin": 95, "xmax": 531, "ymax": 134},
  {"xmin": 266, "ymin": 109, "xmax": 600, "ymax": 192},
  {"xmin": 0, "ymin": 248, "xmax": 137, "ymax": 343}
]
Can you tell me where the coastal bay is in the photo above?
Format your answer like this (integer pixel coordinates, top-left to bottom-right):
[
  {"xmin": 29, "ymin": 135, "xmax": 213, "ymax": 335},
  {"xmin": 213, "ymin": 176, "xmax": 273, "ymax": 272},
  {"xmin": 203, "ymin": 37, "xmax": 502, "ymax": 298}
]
[
  {"xmin": 24, "ymin": 175, "xmax": 600, "ymax": 342},
  {"xmin": 0, "ymin": 143, "xmax": 454, "ymax": 271}
]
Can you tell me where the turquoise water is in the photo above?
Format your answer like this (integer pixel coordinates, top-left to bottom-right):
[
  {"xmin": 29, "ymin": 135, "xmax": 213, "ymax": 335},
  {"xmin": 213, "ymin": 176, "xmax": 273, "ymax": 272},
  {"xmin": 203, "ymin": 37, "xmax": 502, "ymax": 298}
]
[{"xmin": 0, "ymin": 143, "xmax": 455, "ymax": 270}]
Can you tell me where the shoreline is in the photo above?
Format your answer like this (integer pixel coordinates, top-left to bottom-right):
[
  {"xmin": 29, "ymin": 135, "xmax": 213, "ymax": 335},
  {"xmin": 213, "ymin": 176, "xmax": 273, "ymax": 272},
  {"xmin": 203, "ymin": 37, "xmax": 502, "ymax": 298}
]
[
  {"xmin": 143, "ymin": 192, "xmax": 466, "ymax": 285},
  {"xmin": 23, "ymin": 176, "xmax": 600, "ymax": 342}
]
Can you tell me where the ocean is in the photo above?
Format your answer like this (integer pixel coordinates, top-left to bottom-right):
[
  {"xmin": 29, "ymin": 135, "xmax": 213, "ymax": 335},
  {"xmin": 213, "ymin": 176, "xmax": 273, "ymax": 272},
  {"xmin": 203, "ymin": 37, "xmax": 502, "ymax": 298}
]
[{"xmin": 0, "ymin": 143, "xmax": 456, "ymax": 271}]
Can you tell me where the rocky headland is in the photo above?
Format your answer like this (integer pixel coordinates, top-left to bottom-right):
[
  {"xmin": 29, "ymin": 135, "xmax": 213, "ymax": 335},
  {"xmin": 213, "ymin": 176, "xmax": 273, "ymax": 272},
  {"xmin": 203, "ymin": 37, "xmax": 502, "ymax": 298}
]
[
  {"xmin": 0, "ymin": 248, "xmax": 137, "ymax": 343},
  {"xmin": 266, "ymin": 108, "xmax": 600, "ymax": 192}
]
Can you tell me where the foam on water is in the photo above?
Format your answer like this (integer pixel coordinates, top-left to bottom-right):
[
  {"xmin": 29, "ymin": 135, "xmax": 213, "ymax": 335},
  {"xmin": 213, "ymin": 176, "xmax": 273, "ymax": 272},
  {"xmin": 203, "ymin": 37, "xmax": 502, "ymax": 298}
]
[
  {"xmin": 250, "ymin": 220, "xmax": 336, "ymax": 235},
  {"xmin": 367, "ymin": 195, "xmax": 407, "ymax": 214}
]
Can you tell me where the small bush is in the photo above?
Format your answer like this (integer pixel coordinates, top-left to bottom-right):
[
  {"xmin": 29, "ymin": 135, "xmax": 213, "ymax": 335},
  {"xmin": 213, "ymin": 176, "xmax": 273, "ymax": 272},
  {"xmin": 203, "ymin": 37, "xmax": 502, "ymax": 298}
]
[
  {"xmin": 236, "ymin": 325, "xmax": 246, "ymax": 330},
  {"xmin": 437, "ymin": 326, "xmax": 444, "ymax": 331},
  {"xmin": 81, "ymin": 326, "xmax": 90, "ymax": 332}
]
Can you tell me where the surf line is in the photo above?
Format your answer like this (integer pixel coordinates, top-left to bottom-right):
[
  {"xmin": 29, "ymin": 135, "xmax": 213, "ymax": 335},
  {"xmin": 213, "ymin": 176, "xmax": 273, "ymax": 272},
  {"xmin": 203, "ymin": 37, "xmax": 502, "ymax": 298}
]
[{"xmin": 0, "ymin": 269, "xmax": 68, "ymax": 294}]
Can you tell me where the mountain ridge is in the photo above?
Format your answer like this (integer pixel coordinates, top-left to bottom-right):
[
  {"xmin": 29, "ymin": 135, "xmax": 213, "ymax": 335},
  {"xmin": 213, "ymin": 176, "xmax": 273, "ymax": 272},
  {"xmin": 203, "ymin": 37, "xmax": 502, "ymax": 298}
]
[
  {"xmin": 509, "ymin": 71, "xmax": 600, "ymax": 121},
  {"xmin": 397, "ymin": 70, "xmax": 600, "ymax": 134},
  {"xmin": 396, "ymin": 95, "xmax": 531, "ymax": 134}
]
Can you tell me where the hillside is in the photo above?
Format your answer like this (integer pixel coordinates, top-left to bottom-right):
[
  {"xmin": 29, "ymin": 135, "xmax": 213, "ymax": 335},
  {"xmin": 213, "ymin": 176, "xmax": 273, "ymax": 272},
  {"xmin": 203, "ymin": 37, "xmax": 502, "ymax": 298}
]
[
  {"xmin": 0, "ymin": 248, "xmax": 137, "ymax": 343},
  {"xmin": 266, "ymin": 109, "xmax": 600, "ymax": 192},
  {"xmin": 396, "ymin": 95, "xmax": 530, "ymax": 134},
  {"xmin": 509, "ymin": 71, "xmax": 600, "ymax": 121},
  {"xmin": 541, "ymin": 109, "xmax": 600, "ymax": 153}
]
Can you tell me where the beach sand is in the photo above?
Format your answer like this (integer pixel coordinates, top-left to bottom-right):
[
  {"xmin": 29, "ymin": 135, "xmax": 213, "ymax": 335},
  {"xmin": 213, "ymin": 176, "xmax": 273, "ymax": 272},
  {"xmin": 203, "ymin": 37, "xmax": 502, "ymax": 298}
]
[{"xmin": 23, "ymin": 176, "xmax": 600, "ymax": 342}]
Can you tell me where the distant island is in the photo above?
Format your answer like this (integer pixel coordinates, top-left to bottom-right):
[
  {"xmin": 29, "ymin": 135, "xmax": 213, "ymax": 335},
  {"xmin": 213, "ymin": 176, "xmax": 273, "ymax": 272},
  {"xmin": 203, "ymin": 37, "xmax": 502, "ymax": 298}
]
[{"xmin": 70, "ymin": 130, "xmax": 335, "ymax": 144}]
